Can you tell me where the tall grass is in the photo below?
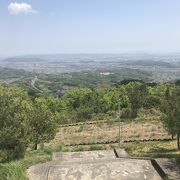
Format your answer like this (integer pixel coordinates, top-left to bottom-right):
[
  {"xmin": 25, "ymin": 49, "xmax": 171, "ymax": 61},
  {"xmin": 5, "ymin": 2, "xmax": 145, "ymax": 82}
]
[
  {"xmin": 0, "ymin": 148, "xmax": 54, "ymax": 180},
  {"xmin": 0, "ymin": 162, "xmax": 26, "ymax": 180}
]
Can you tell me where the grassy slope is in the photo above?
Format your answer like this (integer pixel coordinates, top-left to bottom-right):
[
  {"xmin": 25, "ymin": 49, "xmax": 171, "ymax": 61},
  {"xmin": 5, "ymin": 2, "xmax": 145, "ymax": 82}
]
[
  {"xmin": 123, "ymin": 141, "xmax": 180, "ymax": 159},
  {"xmin": 1, "ymin": 126, "xmax": 179, "ymax": 180},
  {"xmin": 0, "ymin": 145, "xmax": 62, "ymax": 180},
  {"xmin": 49, "ymin": 120, "xmax": 170, "ymax": 146}
]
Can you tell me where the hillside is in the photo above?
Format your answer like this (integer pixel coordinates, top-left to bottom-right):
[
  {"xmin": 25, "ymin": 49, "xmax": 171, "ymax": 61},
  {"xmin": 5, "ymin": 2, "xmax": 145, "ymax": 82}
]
[
  {"xmin": 49, "ymin": 120, "xmax": 170, "ymax": 147},
  {"xmin": 0, "ymin": 67, "xmax": 152, "ymax": 95}
]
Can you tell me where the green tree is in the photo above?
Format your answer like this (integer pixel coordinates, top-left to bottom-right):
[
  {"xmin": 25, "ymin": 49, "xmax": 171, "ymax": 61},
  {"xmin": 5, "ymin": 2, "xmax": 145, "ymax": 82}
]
[
  {"xmin": 144, "ymin": 95, "xmax": 162, "ymax": 109},
  {"xmin": 126, "ymin": 83, "xmax": 148, "ymax": 117},
  {"xmin": 0, "ymin": 85, "xmax": 31, "ymax": 162},
  {"xmin": 30, "ymin": 97, "xmax": 57, "ymax": 150},
  {"xmin": 63, "ymin": 88, "xmax": 93, "ymax": 109},
  {"xmin": 63, "ymin": 88, "xmax": 96, "ymax": 122},
  {"xmin": 162, "ymin": 85, "xmax": 180, "ymax": 150}
]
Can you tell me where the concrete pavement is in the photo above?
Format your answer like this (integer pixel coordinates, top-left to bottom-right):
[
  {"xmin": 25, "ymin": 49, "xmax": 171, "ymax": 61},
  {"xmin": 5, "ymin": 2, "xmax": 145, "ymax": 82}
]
[{"xmin": 27, "ymin": 150, "xmax": 162, "ymax": 180}]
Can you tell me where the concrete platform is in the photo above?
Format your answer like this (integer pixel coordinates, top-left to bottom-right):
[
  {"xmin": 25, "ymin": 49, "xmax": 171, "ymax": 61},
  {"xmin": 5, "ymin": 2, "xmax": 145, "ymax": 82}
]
[
  {"xmin": 114, "ymin": 148, "xmax": 129, "ymax": 157},
  {"xmin": 27, "ymin": 150, "xmax": 162, "ymax": 180},
  {"xmin": 52, "ymin": 150, "xmax": 116, "ymax": 161}
]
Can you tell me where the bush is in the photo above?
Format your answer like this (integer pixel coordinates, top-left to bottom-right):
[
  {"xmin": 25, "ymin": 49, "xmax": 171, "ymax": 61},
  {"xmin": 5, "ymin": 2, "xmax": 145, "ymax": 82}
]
[
  {"xmin": 88, "ymin": 145, "xmax": 104, "ymax": 151},
  {"xmin": 62, "ymin": 147, "xmax": 69, "ymax": 152},
  {"xmin": 76, "ymin": 107, "xmax": 93, "ymax": 121},
  {"xmin": 54, "ymin": 145, "xmax": 62, "ymax": 152},
  {"xmin": 43, "ymin": 147, "xmax": 53, "ymax": 155},
  {"xmin": 121, "ymin": 108, "xmax": 132, "ymax": 118},
  {"xmin": 74, "ymin": 146, "xmax": 85, "ymax": 152},
  {"xmin": 43, "ymin": 145, "xmax": 62, "ymax": 155},
  {"xmin": 0, "ymin": 137, "xmax": 26, "ymax": 162}
]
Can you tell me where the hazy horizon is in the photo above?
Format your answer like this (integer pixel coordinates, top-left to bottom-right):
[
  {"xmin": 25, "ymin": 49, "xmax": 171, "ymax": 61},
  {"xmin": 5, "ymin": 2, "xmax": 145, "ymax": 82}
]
[{"xmin": 1, "ymin": 52, "xmax": 180, "ymax": 58}]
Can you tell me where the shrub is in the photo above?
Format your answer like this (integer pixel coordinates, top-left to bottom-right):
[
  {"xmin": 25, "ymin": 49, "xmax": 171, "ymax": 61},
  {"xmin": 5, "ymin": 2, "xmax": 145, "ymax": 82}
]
[
  {"xmin": 0, "ymin": 144, "xmax": 26, "ymax": 163},
  {"xmin": 43, "ymin": 147, "xmax": 53, "ymax": 155},
  {"xmin": 43, "ymin": 145, "xmax": 62, "ymax": 155},
  {"xmin": 54, "ymin": 145, "xmax": 62, "ymax": 152},
  {"xmin": 121, "ymin": 108, "xmax": 132, "ymax": 119},
  {"xmin": 74, "ymin": 146, "xmax": 85, "ymax": 152},
  {"xmin": 89, "ymin": 145, "xmax": 104, "ymax": 151}
]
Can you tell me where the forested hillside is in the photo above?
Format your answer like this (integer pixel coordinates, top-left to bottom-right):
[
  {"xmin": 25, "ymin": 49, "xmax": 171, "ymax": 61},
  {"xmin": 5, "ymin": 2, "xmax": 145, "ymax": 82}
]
[
  {"xmin": 0, "ymin": 78, "xmax": 180, "ymax": 179},
  {"xmin": 0, "ymin": 67, "xmax": 151, "ymax": 95},
  {"xmin": 1, "ymin": 81, "xmax": 180, "ymax": 161}
]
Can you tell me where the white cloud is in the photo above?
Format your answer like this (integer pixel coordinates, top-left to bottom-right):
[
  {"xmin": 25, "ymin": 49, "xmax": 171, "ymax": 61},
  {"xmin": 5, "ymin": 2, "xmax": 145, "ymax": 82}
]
[{"xmin": 8, "ymin": 2, "xmax": 38, "ymax": 15}]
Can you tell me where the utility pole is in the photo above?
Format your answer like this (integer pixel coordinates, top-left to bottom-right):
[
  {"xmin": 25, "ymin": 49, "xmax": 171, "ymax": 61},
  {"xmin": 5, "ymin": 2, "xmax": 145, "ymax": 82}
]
[{"xmin": 118, "ymin": 99, "xmax": 121, "ymax": 148}]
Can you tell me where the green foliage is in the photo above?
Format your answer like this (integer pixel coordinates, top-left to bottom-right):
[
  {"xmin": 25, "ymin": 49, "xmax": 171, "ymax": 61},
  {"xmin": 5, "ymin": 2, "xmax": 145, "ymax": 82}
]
[
  {"xmin": 162, "ymin": 85, "xmax": 180, "ymax": 149},
  {"xmin": 75, "ymin": 107, "xmax": 93, "ymax": 121},
  {"xmin": 0, "ymin": 161, "xmax": 26, "ymax": 180},
  {"xmin": 43, "ymin": 147, "xmax": 53, "ymax": 155},
  {"xmin": 127, "ymin": 83, "xmax": 149, "ymax": 117},
  {"xmin": 30, "ymin": 97, "xmax": 58, "ymax": 149},
  {"xmin": 61, "ymin": 81, "xmax": 169, "ymax": 123},
  {"xmin": 74, "ymin": 146, "xmax": 85, "ymax": 152},
  {"xmin": 1, "ymin": 79, "xmax": 179, "ymax": 164},
  {"xmin": 144, "ymin": 95, "xmax": 162, "ymax": 109},
  {"xmin": 88, "ymin": 145, "xmax": 104, "ymax": 151},
  {"xmin": 43, "ymin": 145, "xmax": 62, "ymax": 155},
  {"xmin": 121, "ymin": 107, "xmax": 132, "ymax": 119},
  {"xmin": 123, "ymin": 141, "xmax": 180, "ymax": 160},
  {"xmin": 0, "ymin": 85, "xmax": 32, "ymax": 162},
  {"xmin": 0, "ymin": 149, "xmax": 52, "ymax": 180},
  {"xmin": 37, "ymin": 69, "xmax": 151, "ymax": 94}
]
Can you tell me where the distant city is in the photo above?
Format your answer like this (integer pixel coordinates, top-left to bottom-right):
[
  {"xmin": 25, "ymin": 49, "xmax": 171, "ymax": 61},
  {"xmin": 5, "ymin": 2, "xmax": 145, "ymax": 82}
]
[
  {"xmin": 0, "ymin": 53, "xmax": 180, "ymax": 95},
  {"xmin": 0, "ymin": 53, "xmax": 180, "ymax": 75}
]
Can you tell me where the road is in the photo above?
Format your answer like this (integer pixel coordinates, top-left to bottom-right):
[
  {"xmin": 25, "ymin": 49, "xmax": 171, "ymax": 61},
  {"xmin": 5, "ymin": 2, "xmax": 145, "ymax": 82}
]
[{"xmin": 31, "ymin": 76, "xmax": 43, "ymax": 93}]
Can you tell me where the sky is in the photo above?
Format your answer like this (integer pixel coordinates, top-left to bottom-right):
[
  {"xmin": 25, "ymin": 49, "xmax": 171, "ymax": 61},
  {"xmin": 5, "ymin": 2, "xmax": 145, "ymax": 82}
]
[{"xmin": 0, "ymin": 0, "xmax": 180, "ymax": 55}]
